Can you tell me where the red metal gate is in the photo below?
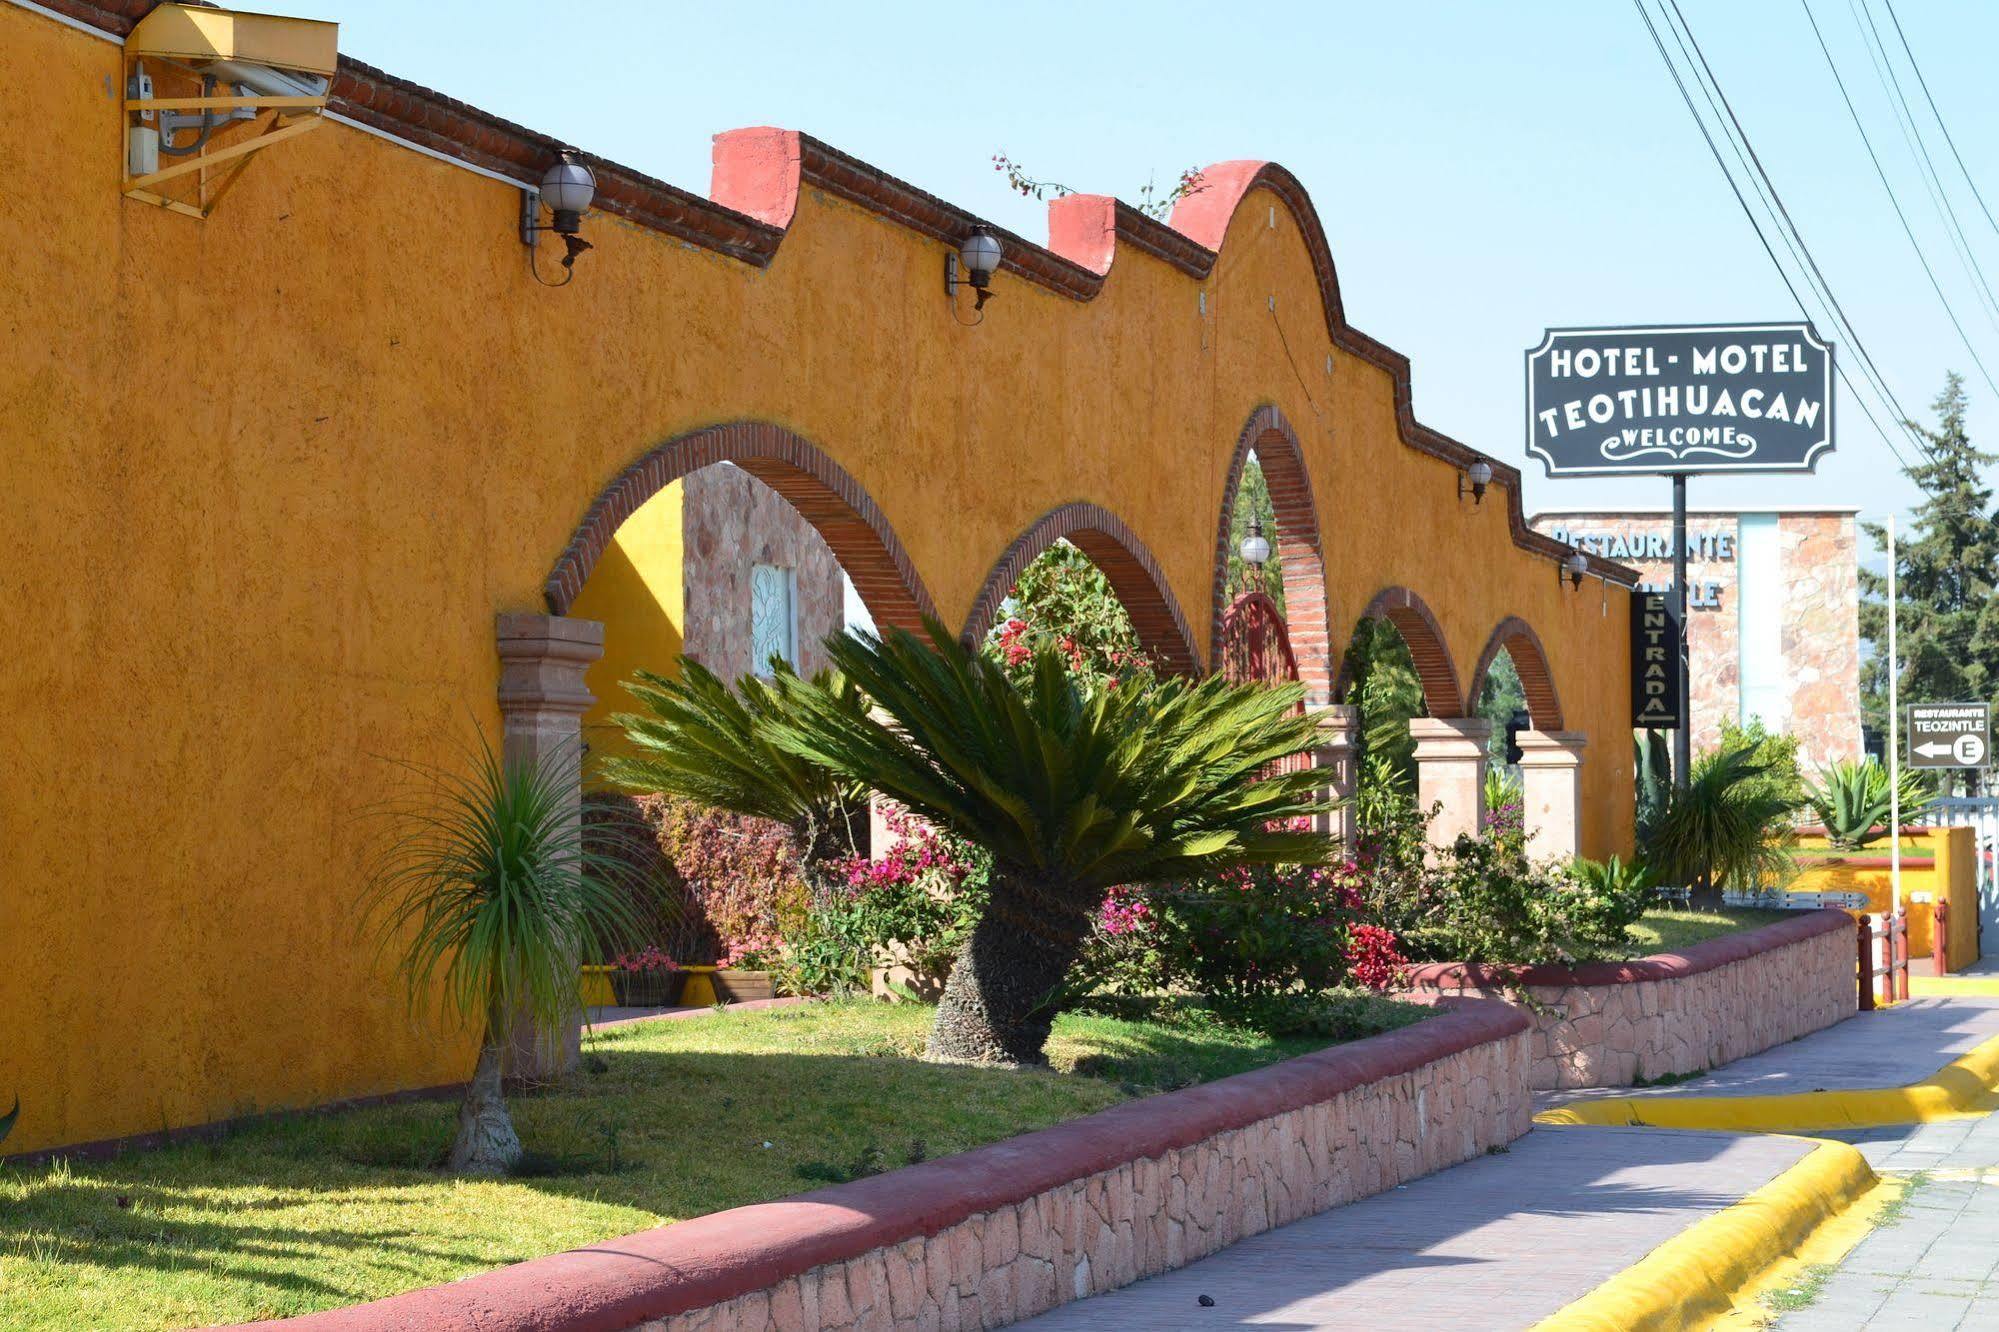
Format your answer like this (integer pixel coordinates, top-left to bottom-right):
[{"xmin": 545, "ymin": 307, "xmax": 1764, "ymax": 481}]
[{"xmin": 1218, "ymin": 590, "xmax": 1313, "ymax": 775}]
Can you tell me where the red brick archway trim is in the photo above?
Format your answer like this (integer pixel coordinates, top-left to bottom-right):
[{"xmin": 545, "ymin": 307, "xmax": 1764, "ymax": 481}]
[
  {"xmin": 1335, "ymin": 587, "xmax": 1465, "ymax": 718},
  {"xmin": 545, "ymin": 422, "xmax": 936, "ymax": 630},
  {"xmin": 963, "ymin": 503, "xmax": 1202, "ymax": 677},
  {"xmin": 1470, "ymin": 616, "xmax": 1565, "ymax": 732},
  {"xmin": 1210, "ymin": 405, "xmax": 1332, "ymax": 703}
]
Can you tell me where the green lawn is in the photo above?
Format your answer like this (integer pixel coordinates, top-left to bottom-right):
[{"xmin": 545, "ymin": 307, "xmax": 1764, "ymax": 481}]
[
  {"xmin": 0, "ymin": 997, "xmax": 1422, "ymax": 1331},
  {"xmin": 1624, "ymin": 907, "xmax": 1794, "ymax": 956}
]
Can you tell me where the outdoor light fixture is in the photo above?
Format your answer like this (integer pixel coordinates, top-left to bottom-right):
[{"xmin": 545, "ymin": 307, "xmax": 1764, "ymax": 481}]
[
  {"xmin": 520, "ymin": 148, "xmax": 598, "ymax": 285},
  {"xmin": 946, "ymin": 230, "xmax": 1004, "ymax": 320},
  {"xmin": 1239, "ymin": 516, "xmax": 1272, "ymax": 570},
  {"xmin": 1563, "ymin": 551, "xmax": 1589, "ymax": 590},
  {"xmin": 1459, "ymin": 460, "xmax": 1493, "ymax": 506}
]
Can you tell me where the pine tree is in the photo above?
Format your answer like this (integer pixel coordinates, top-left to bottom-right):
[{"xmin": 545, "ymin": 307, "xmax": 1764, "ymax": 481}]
[{"xmin": 1859, "ymin": 374, "xmax": 1999, "ymax": 767}]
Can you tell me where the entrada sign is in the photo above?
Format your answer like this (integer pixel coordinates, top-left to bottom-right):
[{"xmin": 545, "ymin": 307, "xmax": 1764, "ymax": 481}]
[
  {"xmin": 1630, "ymin": 590, "xmax": 1682, "ymax": 729},
  {"xmin": 1526, "ymin": 323, "xmax": 1835, "ymax": 476},
  {"xmin": 1907, "ymin": 703, "xmax": 1990, "ymax": 769}
]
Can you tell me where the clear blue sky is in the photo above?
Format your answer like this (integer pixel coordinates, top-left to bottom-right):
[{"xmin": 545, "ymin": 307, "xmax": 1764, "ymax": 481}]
[{"xmin": 263, "ymin": 0, "xmax": 1999, "ymax": 528}]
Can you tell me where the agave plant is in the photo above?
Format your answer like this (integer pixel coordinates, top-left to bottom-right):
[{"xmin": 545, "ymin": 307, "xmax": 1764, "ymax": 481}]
[
  {"xmin": 1644, "ymin": 742, "xmax": 1800, "ymax": 910},
  {"xmin": 365, "ymin": 739, "xmax": 643, "ymax": 1175},
  {"xmin": 1804, "ymin": 758, "xmax": 1933, "ymax": 850},
  {"xmin": 620, "ymin": 622, "xmax": 1333, "ymax": 1065},
  {"xmin": 602, "ymin": 662, "xmax": 870, "ymax": 897}
]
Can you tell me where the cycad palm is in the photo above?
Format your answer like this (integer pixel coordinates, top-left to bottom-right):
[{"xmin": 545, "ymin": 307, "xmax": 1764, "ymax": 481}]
[
  {"xmin": 1646, "ymin": 744, "xmax": 1798, "ymax": 909},
  {"xmin": 619, "ymin": 621, "xmax": 1333, "ymax": 1065}
]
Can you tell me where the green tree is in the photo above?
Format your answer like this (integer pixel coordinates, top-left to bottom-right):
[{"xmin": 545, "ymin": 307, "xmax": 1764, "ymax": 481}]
[
  {"xmin": 623, "ymin": 623, "xmax": 1332, "ymax": 1066},
  {"xmin": 1859, "ymin": 374, "xmax": 1999, "ymax": 754},
  {"xmin": 1477, "ymin": 649, "xmax": 1528, "ymax": 771},
  {"xmin": 1341, "ymin": 618, "xmax": 1422, "ymax": 807},
  {"xmin": 365, "ymin": 742, "xmax": 643, "ymax": 1174},
  {"xmin": 1225, "ymin": 457, "xmax": 1285, "ymax": 607},
  {"xmin": 985, "ymin": 541, "xmax": 1156, "ymax": 689}
]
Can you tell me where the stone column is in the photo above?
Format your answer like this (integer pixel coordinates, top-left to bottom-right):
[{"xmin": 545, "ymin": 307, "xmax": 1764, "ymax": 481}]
[
  {"xmin": 496, "ymin": 612, "xmax": 604, "ymax": 1082},
  {"xmin": 1409, "ymin": 717, "xmax": 1492, "ymax": 848},
  {"xmin": 1309, "ymin": 704, "xmax": 1359, "ymax": 847},
  {"xmin": 1516, "ymin": 730, "xmax": 1587, "ymax": 861}
]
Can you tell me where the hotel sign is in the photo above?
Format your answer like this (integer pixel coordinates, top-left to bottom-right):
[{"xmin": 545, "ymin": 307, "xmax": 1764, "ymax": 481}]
[
  {"xmin": 1631, "ymin": 590, "xmax": 1682, "ymax": 729},
  {"xmin": 1527, "ymin": 323, "xmax": 1835, "ymax": 476}
]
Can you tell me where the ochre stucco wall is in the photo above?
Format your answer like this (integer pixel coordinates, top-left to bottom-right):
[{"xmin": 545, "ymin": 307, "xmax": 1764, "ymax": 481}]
[{"xmin": 0, "ymin": 1, "xmax": 1633, "ymax": 1154}]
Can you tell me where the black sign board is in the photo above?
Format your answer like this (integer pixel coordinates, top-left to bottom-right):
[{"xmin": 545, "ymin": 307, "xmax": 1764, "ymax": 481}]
[
  {"xmin": 1907, "ymin": 703, "xmax": 1990, "ymax": 768},
  {"xmin": 1631, "ymin": 591, "xmax": 1682, "ymax": 729},
  {"xmin": 1527, "ymin": 322, "xmax": 1834, "ymax": 476}
]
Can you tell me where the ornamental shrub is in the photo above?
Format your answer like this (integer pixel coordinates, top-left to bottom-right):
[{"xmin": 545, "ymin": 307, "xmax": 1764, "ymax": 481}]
[{"xmin": 583, "ymin": 792, "xmax": 811, "ymax": 966}]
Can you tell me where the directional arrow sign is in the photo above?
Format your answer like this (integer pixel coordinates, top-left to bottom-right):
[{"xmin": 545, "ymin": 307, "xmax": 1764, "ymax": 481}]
[{"xmin": 1907, "ymin": 703, "xmax": 1991, "ymax": 769}]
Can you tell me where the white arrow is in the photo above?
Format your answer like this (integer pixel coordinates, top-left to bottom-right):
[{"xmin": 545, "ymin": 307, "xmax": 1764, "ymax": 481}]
[{"xmin": 1914, "ymin": 740, "xmax": 1954, "ymax": 758}]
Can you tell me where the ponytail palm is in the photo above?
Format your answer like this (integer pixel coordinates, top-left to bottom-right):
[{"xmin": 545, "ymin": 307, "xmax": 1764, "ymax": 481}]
[
  {"xmin": 618, "ymin": 621, "xmax": 1333, "ymax": 1065},
  {"xmin": 365, "ymin": 739, "xmax": 641, "ymax": 1174}
]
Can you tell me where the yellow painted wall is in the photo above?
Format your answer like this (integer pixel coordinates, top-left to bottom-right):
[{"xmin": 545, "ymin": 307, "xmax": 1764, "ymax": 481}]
[
  {"xmin": 0, "ymin": 1, "xmax": 1634, "ymax": 1154},
  {"xmin": 1793, "ymin": 829, "xmax": 1980, "ymax": 971},
  {"xmin": 569, "ymin": 481, "xmax": 685, "ymax": 758}
]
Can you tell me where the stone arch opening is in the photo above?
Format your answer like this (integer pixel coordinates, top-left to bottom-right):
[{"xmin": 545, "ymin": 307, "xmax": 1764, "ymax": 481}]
[
  {"xmin": 1470, "ymin": 616, "xmax": 1564, "ymax": 732},
  {"xmin": 1210, "ymin": 405, "xmax": 1333, "ymax": 703},
  {"xmin": 546, "ymin": 420, "xmax": 936, "ymax": 632},
  {"xmin": 963, "ymin": 502, "xmax": 1202, "ymax": 677},
  {"xmin": 1335, "ymin": 586, "xmax": 1465, "ymax": 717}
]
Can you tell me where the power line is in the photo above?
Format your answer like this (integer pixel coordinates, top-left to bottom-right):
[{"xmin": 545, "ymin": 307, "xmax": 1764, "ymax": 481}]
[
  {"xmin": 1800, "ymin": 0, "xmax": 1999, "ymax": 400},
  {"xmin": 1849, "ymin": 0, "xmax": 1999, "ymax": 330},
  {"xmin": 1631, "ymin": 0, "xmax": 1928, "ymax": 474},
  {"xmin": 1882, "ymin": 0, "xmax": 1999, "ymax": 242},
  {"xmin": 1659, "ymin": 0, "xmax": 1930, "ymax": 465}
]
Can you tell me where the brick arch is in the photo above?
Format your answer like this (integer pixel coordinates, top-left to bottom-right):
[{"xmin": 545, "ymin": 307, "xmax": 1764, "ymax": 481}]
[
  {"xmin": 1470, "ymin": 616, "xmax": 1565, "ymax": 732},
  {"xmin": 1210, "ymin": 405, "xmax": 1332, "ymax": 703},
  {"xmin": 545, "ymin": 421, "xmax": 937, "ymax": 629},
  {"xmin": 1333, "ymin": 587, "xmax": 1466, "ymax": 718},
  {"xmin": 963, "ymin": 502, "xmax": 1202, "ymax": 677}
]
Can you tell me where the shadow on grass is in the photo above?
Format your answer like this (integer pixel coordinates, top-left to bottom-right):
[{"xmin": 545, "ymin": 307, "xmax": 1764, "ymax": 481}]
[{"xmin": 0, "ymin": 1003, "xmax": 1418, "ymax": 1328}]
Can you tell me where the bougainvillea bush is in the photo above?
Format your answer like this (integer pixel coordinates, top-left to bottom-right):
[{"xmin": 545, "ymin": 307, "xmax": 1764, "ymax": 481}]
[
  {"xmin": 583, "ymin": 792, "xmax": 812, "ymax": 967},
  {"xmin": 778, "ymin": 806, "xmax": 990, "ymax": 997},
  {"xmin": 1066, "ymin": 858, "xmax": 1409, "ymax": 1036}
]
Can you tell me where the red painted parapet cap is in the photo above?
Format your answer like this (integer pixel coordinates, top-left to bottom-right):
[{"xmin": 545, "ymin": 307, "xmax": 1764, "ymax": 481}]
[
  {"xmin": 38, "ymin": 0, "xmax": 1633, "ymax": 587},
  {"xmin": 238, "ymin": 998, "xmax": 1527, "ymax": 1331},
  {"xmin": 1403, "ymin": 906, "xmax": 1854, "ymax": 991}
]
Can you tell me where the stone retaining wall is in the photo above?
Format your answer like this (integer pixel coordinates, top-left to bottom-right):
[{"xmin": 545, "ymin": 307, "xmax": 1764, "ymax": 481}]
[
  {"xmin": 259, "ymin": 1000, "xmax": 1531, "ymax": 1332},
  {"xmin": 1402, "ymin": 909, "xmax": 1857, "ymax": 1091}
]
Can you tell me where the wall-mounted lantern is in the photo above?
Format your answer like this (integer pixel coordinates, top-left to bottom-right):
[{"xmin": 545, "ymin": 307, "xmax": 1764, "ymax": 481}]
[
  {"xmin": 1563, "ymin": 550, "xmax": 1589, "ymax": 590},
  {"xmin": 1239, "ymin": 516, "xmax": 1272, "ymax": 570},
  {"xmin": 520, "ymin": 149, "xmax": 598, "ymax": 285},
  {"xmin": 946, "ymin": 231, "xmax": 1004, "ymax": 319},
  {"xmin": 1459, "ymin": 460, "xmax": 1493, "ymax": 506}
]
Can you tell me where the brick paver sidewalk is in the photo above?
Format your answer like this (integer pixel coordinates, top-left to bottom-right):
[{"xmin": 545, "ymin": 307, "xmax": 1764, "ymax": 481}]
[{"xmin": 1016, "ymin": 1127, "xmax": 1811, "ymax": 1330}]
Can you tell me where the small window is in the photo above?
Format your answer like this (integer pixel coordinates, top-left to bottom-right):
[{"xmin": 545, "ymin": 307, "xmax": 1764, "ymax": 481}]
[{"xmin": 750, "ymin": 563, "xmax": 797, "ymax": 676}]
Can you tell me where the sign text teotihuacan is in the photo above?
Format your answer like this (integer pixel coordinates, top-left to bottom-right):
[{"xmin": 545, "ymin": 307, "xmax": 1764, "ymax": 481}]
[{"xmin": 1526, "ymin": 322, "xmax": 1834, "ymax": 476}]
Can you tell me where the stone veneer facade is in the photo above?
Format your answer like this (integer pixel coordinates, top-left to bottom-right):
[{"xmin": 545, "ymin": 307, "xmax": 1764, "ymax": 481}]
[
  {"xmin": 1403, "ymin": 910, "xmax": 1857, "ymax": 1091},
  {"xmin": 683, "ymin": 463, "xmax": 847, "ymax": 682},
  {"xmin": 271, "ymin": 1003, "xmax": 1530, "ymax": 1332},
  {"xmin": 1528, "ymin": 508, "xmax": 1861, "ymax": 770}
]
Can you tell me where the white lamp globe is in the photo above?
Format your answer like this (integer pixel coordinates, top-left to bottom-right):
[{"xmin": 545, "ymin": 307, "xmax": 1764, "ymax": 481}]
[
  {"xmin": 1467, "ymin": 461, "xmax": 1493, "ymax": 488},
  {"xmin": 960, "ymin": 231, "xmax": 1003, "ymax": 284},
  {"xmin": 1240, "ymin": 524, "xmax": 1273, "ymax": 567},
  {"xmin": 541, "ymin": 153, "xmax": 596, "ymax": 219}
]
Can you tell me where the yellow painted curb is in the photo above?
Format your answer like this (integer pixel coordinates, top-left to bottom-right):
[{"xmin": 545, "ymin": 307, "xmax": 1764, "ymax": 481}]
[
  {"xmin": 1535, "ymin": 1032, "xmax": 1999, "ymax": 1133},
  {"xmin": 1910, "ymin": 974, "xmax": 1999, "ymax": 998},
  {"xmin": 1710, "ymin": 1173, "xmax": 1904, "ymax": 1330},
  {"xmin": 1529, "ymin": 1139, "xmax": 1880, "ymax": 1331}
]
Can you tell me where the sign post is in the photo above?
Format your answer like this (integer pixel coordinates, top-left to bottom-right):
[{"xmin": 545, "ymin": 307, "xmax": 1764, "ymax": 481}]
[{"xmin": 1527, "ymin": 322, "xmax": 1835, "ymax": 787}]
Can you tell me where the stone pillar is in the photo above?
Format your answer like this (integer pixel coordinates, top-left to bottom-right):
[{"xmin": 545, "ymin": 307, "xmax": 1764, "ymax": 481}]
[
  {"xmin": 1410, "ymin": 717, "xmax": 1492, "ymax": 848},
  {"xmin": 495, "ymin": 612, "xmax": 603, "ymax": 1082},
  {"xmin": 1517, "ymin": 730, "xmax": 1587, "ymax": 861},
  {"xmin": 1309, "ymin": 704, "xmax": 1359, "ymax": 847}
]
